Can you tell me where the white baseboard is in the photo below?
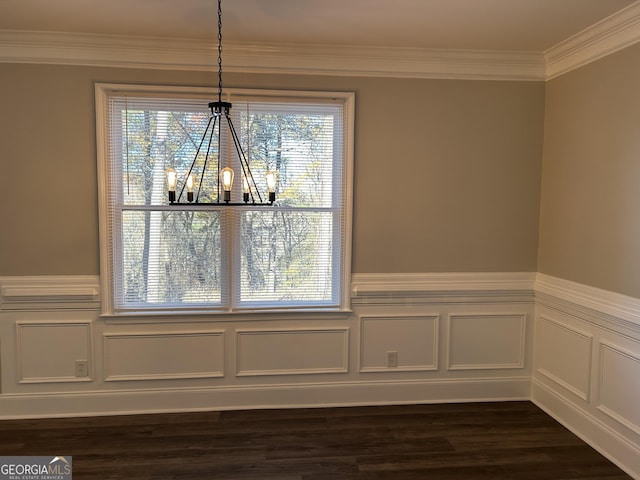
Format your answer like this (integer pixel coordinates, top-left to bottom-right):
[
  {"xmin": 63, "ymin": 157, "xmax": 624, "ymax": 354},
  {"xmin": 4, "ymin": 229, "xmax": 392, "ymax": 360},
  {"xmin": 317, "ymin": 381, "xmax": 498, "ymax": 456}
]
[{"xmin": 0, "ymin": 376, "xmax": 530, "ymax": 419}]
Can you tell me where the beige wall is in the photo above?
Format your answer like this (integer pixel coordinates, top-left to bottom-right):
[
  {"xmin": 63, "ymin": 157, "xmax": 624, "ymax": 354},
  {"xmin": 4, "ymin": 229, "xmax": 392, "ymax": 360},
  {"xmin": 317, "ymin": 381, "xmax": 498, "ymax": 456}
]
[
  {"xmin": 0, "ymin": 63, "xmax": 544, "ymax": 276},
  {"xmin": 538, "ymin": 43, "xmax": 640, "ymax": 298}
]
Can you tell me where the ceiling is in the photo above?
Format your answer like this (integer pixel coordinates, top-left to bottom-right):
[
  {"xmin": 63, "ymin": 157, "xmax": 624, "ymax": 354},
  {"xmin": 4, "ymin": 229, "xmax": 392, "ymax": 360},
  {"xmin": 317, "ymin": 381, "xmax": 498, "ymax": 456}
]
[{"xmin": 0, "ymin": 0, "xmax": 637, "ymax": 53}]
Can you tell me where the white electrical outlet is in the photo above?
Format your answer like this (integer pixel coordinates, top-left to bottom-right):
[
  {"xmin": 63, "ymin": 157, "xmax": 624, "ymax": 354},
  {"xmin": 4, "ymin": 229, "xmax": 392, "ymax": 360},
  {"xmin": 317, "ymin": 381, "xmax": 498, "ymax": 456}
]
[
  {"xmin": 386, "ymin": 351, "xmax": 398, "ymax": 368},
  {"xmin": 75, "ymin": 360, "xmax": 88, "ymax": 377}
]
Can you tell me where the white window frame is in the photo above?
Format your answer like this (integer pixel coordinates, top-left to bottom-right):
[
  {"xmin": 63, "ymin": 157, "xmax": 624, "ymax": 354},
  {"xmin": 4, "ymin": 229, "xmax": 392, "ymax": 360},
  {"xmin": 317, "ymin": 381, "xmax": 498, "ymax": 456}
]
[{"xmin": 95, "ymin": 83, "xmax": 354, "ymax": 316}]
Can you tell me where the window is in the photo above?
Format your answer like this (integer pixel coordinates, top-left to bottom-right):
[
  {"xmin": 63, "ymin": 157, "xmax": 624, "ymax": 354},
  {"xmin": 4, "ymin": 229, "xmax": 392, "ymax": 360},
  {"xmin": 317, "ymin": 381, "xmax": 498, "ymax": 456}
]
[{"xmin": 96, "ymin": 84, "xmax": 354, "ymax": 314}]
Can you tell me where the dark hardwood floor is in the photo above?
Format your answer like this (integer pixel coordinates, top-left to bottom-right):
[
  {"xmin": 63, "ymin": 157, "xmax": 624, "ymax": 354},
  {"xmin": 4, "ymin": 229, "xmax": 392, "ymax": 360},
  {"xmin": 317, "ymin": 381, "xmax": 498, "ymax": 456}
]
[{"xmin": 0, "ymin": 401, "xmax": 632, "ymax": 479}]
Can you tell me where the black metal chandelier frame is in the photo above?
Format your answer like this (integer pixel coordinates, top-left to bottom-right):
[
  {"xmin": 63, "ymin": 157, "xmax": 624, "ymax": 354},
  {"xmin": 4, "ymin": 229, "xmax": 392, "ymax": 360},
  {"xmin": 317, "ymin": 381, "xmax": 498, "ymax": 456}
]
[{"xmin": 167, "ymin": 0, "xmax": 275, "ymax": 207}]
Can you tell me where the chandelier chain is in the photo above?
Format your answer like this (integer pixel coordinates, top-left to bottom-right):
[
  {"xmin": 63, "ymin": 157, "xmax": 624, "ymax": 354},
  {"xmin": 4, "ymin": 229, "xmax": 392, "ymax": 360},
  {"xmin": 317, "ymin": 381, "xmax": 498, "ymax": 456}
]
[{"xmin": 217, "ymin": 0, "xmax": 223, "ymax": 103}]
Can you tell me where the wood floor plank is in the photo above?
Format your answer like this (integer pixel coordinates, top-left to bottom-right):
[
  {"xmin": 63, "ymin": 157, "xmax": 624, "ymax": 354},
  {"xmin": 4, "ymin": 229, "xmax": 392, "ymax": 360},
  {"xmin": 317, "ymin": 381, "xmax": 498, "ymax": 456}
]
[{"xmin": 0, "ymin": 401, "xmax": 631, "ymax": 479}]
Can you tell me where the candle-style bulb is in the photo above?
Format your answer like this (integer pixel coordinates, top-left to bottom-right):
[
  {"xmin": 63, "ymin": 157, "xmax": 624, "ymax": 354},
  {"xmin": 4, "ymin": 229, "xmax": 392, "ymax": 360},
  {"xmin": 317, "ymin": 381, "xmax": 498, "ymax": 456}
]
[
  {"xmin": 266, "ymin": 171, "xmax": 276, "ymax": 203},
  {"xmin": 166, "ymin": 169, "xmax": 177, "ymax": 203},
  {"xmin": 186, "ymin": 174, "xmax": 194, "ymax": 202},
  {"xmin": 220, "ymin": 167, "xmax": 234, "ymax": 203},
  {"xmin": 243, "ymin": 177, "xmax": 250, "ymax": 203}
]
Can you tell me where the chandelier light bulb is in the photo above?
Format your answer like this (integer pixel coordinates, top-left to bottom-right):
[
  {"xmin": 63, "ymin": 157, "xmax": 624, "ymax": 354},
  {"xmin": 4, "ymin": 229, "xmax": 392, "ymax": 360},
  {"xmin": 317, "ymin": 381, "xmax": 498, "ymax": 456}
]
[
  {"xmin": 166, "ymin": 169, "xmax": 177, "ymax": 203},
  {"xmin": 221, "ymin": 167, "xmax": 234, "ymax": 202},
  {"xmin": 186, "ymin": 174, "xmax": 194, "ymax": 202},
  {"xmin": 243, "ymin": 176, "xmax": 250, "ymax": 203},
  {"xmin": 266, "ymin": 171, "xmax": 277, "ymax": 203}
]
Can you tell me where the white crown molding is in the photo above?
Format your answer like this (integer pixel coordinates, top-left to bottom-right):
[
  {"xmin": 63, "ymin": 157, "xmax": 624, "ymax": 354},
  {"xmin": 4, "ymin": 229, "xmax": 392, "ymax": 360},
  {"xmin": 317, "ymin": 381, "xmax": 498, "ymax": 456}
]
[
  {"xmin": 3, "ymin": 1, "xmax": 640, "ymax": 82},
  {"xmin": 0, "ymin": 30, "xmax": 214, "ymax": 71},
  {"xmin": 545, "ymin": 1, "xmax": 640, "ymax": 79},
  {"xmin": 227, "ymin": 42, "xmax": 546, "ymax": 81},
  {"xmin": 534, "ymin": 273, "xmax": 640, "ymax": 329},
  {"xmin": 0, "ymin": 30, "xmax": 545, "ymax": 81}
]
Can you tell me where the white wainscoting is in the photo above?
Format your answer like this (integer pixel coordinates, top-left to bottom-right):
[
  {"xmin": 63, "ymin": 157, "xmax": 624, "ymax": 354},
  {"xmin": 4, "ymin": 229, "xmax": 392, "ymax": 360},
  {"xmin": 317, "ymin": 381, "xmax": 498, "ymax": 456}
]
[
  {"xmin": 533, "ymin": 273, "xmax": 640, "ymax": 479},
  {"xmin": 1, "ymin": 273, "xmax": 638, "ymax": 476},
  {"xmin": 0, "ymin": 273, "xmax": 534, "ymax": 419}
]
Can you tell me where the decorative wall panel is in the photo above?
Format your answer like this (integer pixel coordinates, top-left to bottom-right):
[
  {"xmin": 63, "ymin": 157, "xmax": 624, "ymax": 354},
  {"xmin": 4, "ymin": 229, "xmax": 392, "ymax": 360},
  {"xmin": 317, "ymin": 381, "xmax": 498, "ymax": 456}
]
[
  {"xmin": 448, "ymin": 314, "xmax": 526, "ymax": 370},
  {"xmin": 104, "ymin": 331, "xmax": 224, "ymax": 381},
  {"xmin": 360, "ymin": 315, "xmax": 438, "ymax": 372},
  {"xmin": 597, "ymin": 342, "xmax": 640, "ymax": 435},
  {"xmin": 535, "ymin": 316, "xmax": 593, "ymax": 401},
  {"xmin": 17, "ymin": 321, "xmax": 92, "ymax": 383},
  {"xmin": 236, "ymin": 328, "xmax": 349, "ymax": 376}
]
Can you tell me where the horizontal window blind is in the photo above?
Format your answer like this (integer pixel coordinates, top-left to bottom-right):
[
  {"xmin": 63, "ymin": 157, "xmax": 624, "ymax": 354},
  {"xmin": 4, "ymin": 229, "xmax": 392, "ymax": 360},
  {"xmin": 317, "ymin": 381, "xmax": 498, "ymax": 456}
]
[{"xmin": 98, "ymin": 85, "xmax": 352, "ymax": 313}]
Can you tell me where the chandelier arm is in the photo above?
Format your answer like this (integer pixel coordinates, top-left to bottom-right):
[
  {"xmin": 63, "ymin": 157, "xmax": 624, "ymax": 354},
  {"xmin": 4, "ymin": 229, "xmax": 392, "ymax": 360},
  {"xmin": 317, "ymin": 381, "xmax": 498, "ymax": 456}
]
[
  {"xmin": 197, "ymin": 114, "xmax": 218, "ymax": 203},
  {"xmin": 171, "ymin": 112, "xmax": 204, "ymax": 151},
  {"xmin": 177, "ymin": 115, "xmax": 214, "ymax": 202},
  {"xmin": 216, "ymin": 111, "xmax": 222, "ymax": 203},
  {"xmin": 225, "ymin": 113, "xmax": 264, "ymax": 204},
  {"xmin": 244, "ymin": 102, "xmax": 253, "ymax": 203}
]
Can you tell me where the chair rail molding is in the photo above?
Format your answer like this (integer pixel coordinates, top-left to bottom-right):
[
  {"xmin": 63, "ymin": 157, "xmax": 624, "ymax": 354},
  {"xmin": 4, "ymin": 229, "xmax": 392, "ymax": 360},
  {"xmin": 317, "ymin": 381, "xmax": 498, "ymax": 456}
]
[
  {"xmin": 534, "ymin": 273, "xmax": 640, "ymax": 331},
  {"xmin": 352, "ymin": 272, "xmax": 536, "ymax": 300},
  {"xmin": 0, "ymin": 276, "xmax": 101, "ymax": 311}
]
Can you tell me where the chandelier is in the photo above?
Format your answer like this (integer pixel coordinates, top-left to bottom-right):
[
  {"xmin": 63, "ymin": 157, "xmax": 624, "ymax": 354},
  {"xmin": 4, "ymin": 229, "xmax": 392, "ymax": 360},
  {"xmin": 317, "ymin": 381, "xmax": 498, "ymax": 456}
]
[{"xmin": 166, "ymin": 0, "xmax": 276, "ymax": 206}]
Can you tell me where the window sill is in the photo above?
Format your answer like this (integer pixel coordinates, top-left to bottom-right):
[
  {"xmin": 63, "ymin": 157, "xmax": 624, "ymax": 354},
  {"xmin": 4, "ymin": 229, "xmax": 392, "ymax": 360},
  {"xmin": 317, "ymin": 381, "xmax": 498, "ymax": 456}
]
[{"xmin": 99, "ymin": 308, "xmax": 353, "ymax": 324}]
